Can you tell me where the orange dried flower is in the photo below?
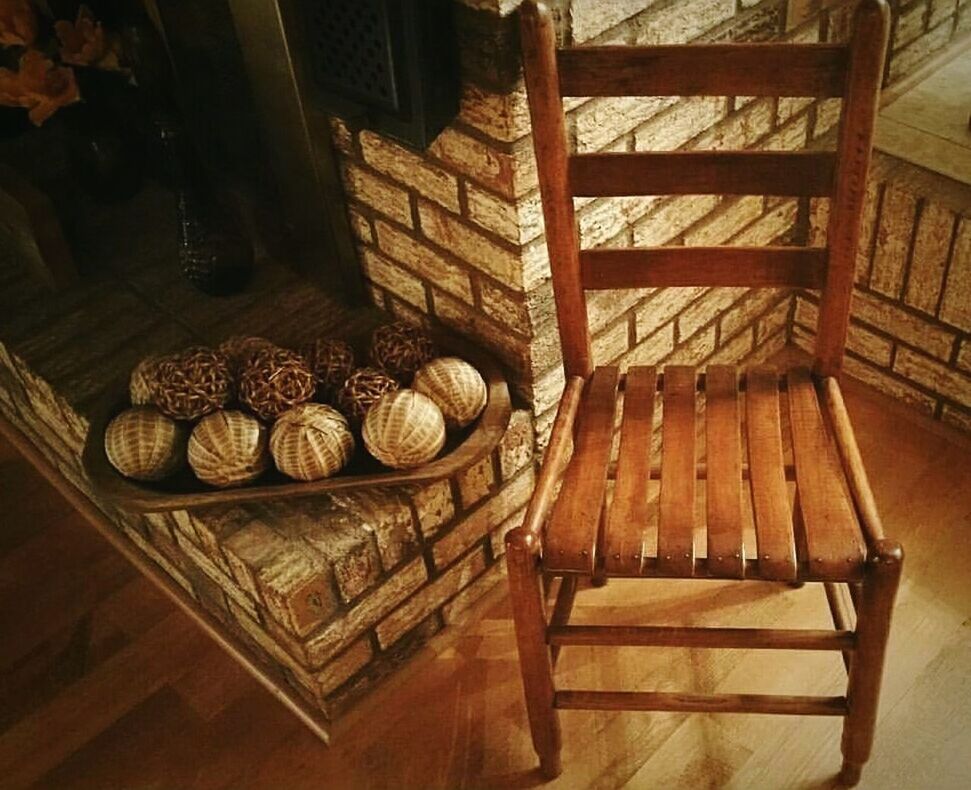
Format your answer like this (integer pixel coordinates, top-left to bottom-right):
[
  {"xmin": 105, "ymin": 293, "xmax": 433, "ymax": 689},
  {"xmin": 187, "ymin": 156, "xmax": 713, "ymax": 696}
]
[
  {"xmin": 0, "ymin": 49, "xmax": 80, "ymax": 125},
  {"xmin": 0, "ymin": 0, "xmax": 36, "ymax": 47},
  {"xmin": 55, "ymin": 4, "xmax": 122, "ymax": 71}
]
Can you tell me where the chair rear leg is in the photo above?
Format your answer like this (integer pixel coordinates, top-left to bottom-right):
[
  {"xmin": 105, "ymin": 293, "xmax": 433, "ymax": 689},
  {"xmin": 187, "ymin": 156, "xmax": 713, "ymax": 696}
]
[
  {"xmin": 506, "ymin": 527, "xmax": 563, "ymax": 779},
  {"xmin": 839, "ymin": 539, "xmax": 903, "ymax": 786}
]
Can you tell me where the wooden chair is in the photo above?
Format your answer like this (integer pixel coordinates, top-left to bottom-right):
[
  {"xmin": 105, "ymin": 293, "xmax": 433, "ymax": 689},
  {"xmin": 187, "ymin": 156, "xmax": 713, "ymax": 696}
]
[{"xmin": 506, "ymin": 1, "xmax": 902, "ymax": 785}]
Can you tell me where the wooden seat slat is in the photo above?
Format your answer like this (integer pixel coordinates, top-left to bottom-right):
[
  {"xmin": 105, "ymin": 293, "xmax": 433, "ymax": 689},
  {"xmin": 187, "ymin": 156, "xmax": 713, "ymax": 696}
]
[
  {"xmin": 787, "ymin": 368, "xmax": 866, "ymax": 580},
  {"xmin": 657, "ymin": 366, "xmax": 697, "ymax": 576},
  {"xmin": 545, "ymin": 366, "xmax": 620, "ymax": 574},
  {"xmin": 605, "ymin": 366, "xmax": 657, "ymax": 575},
  {"xmin": 745, "ymin": 366, "xmax": 798, "ymax": 581},
  {"xmin": 705, "ymin": 365, "xmax": 745, "ymax": 578}
]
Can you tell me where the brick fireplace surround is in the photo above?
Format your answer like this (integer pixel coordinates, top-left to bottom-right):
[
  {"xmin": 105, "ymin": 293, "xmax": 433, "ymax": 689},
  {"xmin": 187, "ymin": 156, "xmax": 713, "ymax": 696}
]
[{"xmin": 1, "ymin": 0, "xmax": 969, "ymax": 740}]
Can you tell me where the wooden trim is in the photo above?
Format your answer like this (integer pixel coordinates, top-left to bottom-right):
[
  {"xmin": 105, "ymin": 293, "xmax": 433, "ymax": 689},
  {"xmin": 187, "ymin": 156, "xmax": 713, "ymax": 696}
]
[
  {"xmin": 548, "ymin": 625, "xmax": 856, "ymax": 651},
  {"xmin": 555, "ymin": 690, "xmax": 849, "ymax": 715},
  {"xmin": 813, "ymin": 0, "xmax": 890, "ymax": 376},
  {"xmin": 569, "ymin": 151, "xmax": 837, "ymax": 197},
  {"xmin": 580, "ymin": 247, "xmax": 827, "ymax": 289},
  {"xmin": 0, "ymin": 414, "xmax": 332, "ymax": 743},
  {"xmin": 556, "ymin": 44, "xmax": 849, "ymax": 97},
  {"xmin": 821, "ymin": 376, "xmax": 887, "ymax": 548},
  {"xmin": 824, "ymin": 581, "xmax": 856, "ymax": 671},
  {"xmin": 520, "ymin": 0, "xmax": 592, "ymax": 379},
  {"xmin": 521, "ymin": 376, "xmax": 585, "ymax": 541}
]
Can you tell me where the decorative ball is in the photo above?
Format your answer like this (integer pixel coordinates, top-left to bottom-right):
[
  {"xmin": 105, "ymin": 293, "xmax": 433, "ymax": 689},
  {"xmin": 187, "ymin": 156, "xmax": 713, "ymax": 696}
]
[
  {"xmin": 335, "ymin": 367, "xmax": 399, "ymax": 426},
  {"xmin": 238, "ymin": 347, "xmax": 316, "ymax": 421},
  {"xmin": 413, "ymin": 357, "xmax": 487, "ymax": 429},
  {"xmin": 129, "ymin": 355, "xmax": 162, "ymax": 406},
  {"xmin": 301, "ymin": 338, "xmax": 355, "ymax": 399},
  {"xmin": 188, "ymin": 410, "xmax": 270, "ymax": 487},
  {"xmin": 218, "ymin": 335, "xmax": 277, "ymax": 373},
  {"xmin": 154, "ymin": 346, "xmax": 234, "ymax": 421},
  {"xmin": 104, "ymin": 407, "xmax": 188, "ymax": 481},
  {"xmin": 270, "ymin": 403, "xmax": 355, "ymax": 481},
  {"xmin": 362, "ymin": 389, "xmax": 446, "ymax": 469},
  {"xmin": 369, "ymin": 322, "xmax": 436, "ymax": 383}
]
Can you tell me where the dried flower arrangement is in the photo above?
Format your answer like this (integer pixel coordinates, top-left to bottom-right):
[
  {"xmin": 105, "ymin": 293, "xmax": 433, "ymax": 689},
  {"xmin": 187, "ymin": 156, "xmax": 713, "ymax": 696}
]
[{"xmin": 0, "ymin": 1, "xmax": 125, "ymax": 126}]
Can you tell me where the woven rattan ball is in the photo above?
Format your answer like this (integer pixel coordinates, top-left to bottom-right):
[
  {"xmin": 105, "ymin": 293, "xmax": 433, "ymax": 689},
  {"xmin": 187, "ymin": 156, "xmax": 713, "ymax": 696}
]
[
  {"xmin": 188, "ymin": 410, "xmax": 270, "ymax": 487},
  {"xmin": 362, "ymin": 389, "xmax": 446, "ymax": 469},
  {"xmin": 154, "ymin": 346, "xmax": 234, "ymax": 421},
  {"xmin": 301, "ymin": 338, "xmax": 355, "ymax": 399},
  {"xmin": 238, "ymin": 347, "xmax": 316, "ymax": 421},
  {"xmin": 218, "ymin": 335, "xmax": 277, "ymax": 373},
  {"xmin": 369, "ymin": 322, "xmax": 436, "ymax": 383},
  {"xmin": 104, "ymin": 407, "xmax": 188, "ymax": 481},
  {"xmin": 335, "ymin": 367, "xmax": 399, "ymax": 426},
  {"xmin": 413, "ymin": 357, "xmax": 487, "ymax": 429},
  {"xmin": 270, "ymin": 403, "xmax": 355, "ymax": 481},
  {"xmin": 129, "ymin": 355, "xmax": 162, "ymax": 406}
]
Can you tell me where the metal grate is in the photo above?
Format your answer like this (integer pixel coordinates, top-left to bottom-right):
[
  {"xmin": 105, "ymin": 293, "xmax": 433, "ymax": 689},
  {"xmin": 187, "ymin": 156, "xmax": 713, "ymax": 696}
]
[{"xmin": 305, "ymin": 0, "xmax": 400, "ymax": 113}]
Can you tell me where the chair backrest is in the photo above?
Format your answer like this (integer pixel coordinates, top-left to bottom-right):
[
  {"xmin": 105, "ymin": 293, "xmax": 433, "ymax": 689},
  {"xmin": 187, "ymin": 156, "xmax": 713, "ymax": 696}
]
[{"xmin": 519, "ymin": 0, "xmax": 890, "ymax": 380}]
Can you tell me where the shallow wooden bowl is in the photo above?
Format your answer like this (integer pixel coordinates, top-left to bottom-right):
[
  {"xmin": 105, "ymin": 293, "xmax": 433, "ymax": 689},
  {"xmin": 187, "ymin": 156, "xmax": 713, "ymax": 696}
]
[{"xmin": 82, "ymin": 332, "xmax": 511, "ymax": 512}]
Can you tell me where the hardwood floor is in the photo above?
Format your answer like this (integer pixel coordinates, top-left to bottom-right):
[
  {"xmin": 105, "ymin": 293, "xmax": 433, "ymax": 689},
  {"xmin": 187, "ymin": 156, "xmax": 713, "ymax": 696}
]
[{"xmin": 1, "ymin": 375, "xmax": 969, "ymax": 789}]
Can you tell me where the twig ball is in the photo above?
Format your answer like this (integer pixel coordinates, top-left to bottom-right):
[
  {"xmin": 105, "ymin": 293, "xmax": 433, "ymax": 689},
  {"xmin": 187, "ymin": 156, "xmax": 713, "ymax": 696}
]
[
  {"xmin": 129, "ymin": 355, "xmax": 162, "ymax": 406},
  {"xmin": 219, "ymin": 335, "xmax": 277, "ymax": 374},
  {"xmin": 369, "ymin": 322, "xmax": 436, "ymax": 383},
  {"xmin": 301, "ymin": 338, "xmax": 355, "ymax": 400},
  {"xmin": 238, "ymin": 347, "xmax": 316, "ymax": 421},
  {"xmin": 335, "ymin": 367, "xmax": 399, "ymax": 427},
  {"xmin": 413, "ymin": 357, "xmax": 487, "ymax": 429},
  {"xmin": 270, "ymin": 403, "xmax": 355, "ymax": 481},
  {"xmin": 188, "ymin": 410, "xmax": 270, "ymax": 488},
  {"xmin": 104, "ymin": 407, "xmax": 188, "ymax": 481},
  {"xmin": 362, "ymin": 389, "xmax": 446, "ymax": 469},
  {"xmin": 154, "ymin": 346, "xmax": 234, "ymax": 421}
]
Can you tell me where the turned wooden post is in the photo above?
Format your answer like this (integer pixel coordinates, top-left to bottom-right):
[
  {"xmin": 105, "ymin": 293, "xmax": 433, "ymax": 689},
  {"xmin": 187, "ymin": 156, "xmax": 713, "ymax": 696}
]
[
  {"xmin": 505, "ymin": 527, "xmax": 562, "ymax": 779},
  {"xmin": 839, "ymin": 538, "xmax": 903, "ymax": 786}
]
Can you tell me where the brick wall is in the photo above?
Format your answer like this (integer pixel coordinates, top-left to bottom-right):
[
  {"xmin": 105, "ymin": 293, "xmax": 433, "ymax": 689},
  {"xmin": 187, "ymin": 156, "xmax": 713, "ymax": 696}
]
[
  {"xmin": 797, "ymin": 153, "xmax": 971, "ymax": 431},
  {"xmin": 329, "ymin": 0, "xmax": 970, "ymax": 444}
]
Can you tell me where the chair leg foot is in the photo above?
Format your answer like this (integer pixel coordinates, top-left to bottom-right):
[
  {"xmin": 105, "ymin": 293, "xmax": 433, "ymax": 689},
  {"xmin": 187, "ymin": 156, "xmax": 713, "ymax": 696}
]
[
  {"xmin": 590, "ymin": 574, "xmax": 608, "ymax": 588},
  {"xmin": 838, "ymin": 760, "xmax": 863, "ymax": 787},
  {"xmin": 540, "ymin": 751, "xmax": 563, "ymax": 779},
  {"xmin": 787, "ymin": 581, "xmax": 805, "ymax": 589}
]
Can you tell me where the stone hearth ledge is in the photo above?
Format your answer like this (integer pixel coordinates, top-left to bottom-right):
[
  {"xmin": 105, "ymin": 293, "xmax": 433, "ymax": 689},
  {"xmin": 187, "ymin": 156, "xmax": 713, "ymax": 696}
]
[{"xmin": 0, "ymin": 190, "xmax": 535, "ymax": 737}]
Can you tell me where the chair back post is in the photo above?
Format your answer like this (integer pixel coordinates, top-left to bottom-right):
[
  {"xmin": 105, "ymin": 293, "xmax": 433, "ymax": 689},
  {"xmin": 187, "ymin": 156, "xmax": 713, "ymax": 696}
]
[
  {"xmin": 520, "ymin": 1, "xmax": 593, "ymax": 381},
  {"xmin": 814, "ymin": 0, "xmax": 890, "ymax": 378}
]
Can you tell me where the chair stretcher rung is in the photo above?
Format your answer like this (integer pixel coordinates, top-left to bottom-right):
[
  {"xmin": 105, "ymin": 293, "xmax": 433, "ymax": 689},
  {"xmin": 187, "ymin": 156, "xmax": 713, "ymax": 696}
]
[
  {"xmin": 554, "ymin": 690, "xmax": 848, "ymax": 716},
  {"xmin": 548, "ymin": 625, "xmax": 855, "ymax": 651}
]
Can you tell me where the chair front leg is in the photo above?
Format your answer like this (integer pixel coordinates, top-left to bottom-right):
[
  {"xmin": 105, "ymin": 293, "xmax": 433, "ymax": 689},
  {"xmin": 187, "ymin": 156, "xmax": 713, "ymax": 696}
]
[
  {"xmin": 506, "ymin": 526, "xmax": 562, "ymax": 779},
  {"xmin": 839, "ymin": 539, "xmax": 903, "ymax": 786}
]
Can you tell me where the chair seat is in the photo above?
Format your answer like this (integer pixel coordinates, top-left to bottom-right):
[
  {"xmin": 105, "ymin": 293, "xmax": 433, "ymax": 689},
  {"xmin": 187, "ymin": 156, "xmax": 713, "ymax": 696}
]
[{"xmin": 543, "ymin": 364, "xmax": 867, "ymax": 582}]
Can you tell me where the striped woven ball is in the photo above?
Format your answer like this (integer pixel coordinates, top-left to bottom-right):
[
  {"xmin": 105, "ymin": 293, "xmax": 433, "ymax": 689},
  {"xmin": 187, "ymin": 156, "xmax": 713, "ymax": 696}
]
[
  {"xmin": 270, "ymin": 403, "xmax": 354, "ymax": 481},
  {"xmin": 129, "ymin": 355, "xmax": 162, "ymax": 406},
  {"xmin": 188, "ymin": 410, "xmax": 270, "ymax": 488},
  {"xmin": 362, "ymin": 389, "xmax": 446, "ymax": 470},
  {"xmin": 104, "ymin": 407, "xmax": 188, "ymax": 481},
  {"xmin": 413, "ymin": 357, "xmax": 487, "ymax": 429}
]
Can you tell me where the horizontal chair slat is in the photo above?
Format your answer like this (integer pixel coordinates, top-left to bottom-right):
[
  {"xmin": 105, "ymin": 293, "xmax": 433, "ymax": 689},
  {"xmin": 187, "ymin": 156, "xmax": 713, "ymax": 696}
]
[
  {"xmin": 548, "ymin": 625, "xmax": 856, "ymax": 651},
  {"xmin": 569, "ymin": 151, "xmax": 837, "ymax": 197},
  {"xmin": 555, "ymin": 691, "xmax": 848, "ymax": 716},
  {"xmin": 557, "ymin": 43, "xmax": 849, "ymax": 97},
  {"xmin": 580, "ymin": 247, "xmax": 827, "ymax": 289}
]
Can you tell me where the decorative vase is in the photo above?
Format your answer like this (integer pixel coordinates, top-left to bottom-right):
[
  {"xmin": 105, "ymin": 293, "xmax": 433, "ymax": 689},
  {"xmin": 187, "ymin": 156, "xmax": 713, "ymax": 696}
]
[{"xmin": 155, "ymin": 109, "xmax": 253, "ymax": 296}]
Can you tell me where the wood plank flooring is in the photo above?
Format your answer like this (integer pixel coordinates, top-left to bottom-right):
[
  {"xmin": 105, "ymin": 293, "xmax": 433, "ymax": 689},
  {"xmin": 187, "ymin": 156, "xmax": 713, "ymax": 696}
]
[{"xmin": 1, "ymin": 373, "xmax": 969, "ymax": 789}]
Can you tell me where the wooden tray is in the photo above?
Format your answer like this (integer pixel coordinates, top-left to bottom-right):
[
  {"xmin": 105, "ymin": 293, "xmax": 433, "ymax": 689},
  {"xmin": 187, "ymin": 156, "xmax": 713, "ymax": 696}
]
[{"xmin": 82, "ymin": 334, "xmax": 511, "ymax": 512}]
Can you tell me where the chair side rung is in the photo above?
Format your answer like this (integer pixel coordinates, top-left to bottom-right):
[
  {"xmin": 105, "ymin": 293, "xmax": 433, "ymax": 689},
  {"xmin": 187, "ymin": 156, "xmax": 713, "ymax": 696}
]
[
  {"xmin": 554, "ymin": 690, "xmax": 848, "ymax": 716},
  {"xmin": 548, "ymin": 625, "xmax": 856, "ymax": 651}
]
